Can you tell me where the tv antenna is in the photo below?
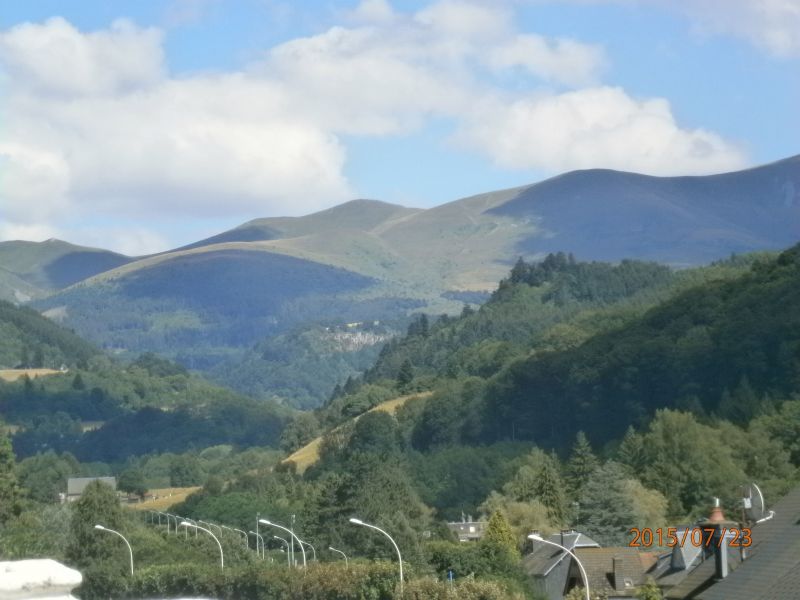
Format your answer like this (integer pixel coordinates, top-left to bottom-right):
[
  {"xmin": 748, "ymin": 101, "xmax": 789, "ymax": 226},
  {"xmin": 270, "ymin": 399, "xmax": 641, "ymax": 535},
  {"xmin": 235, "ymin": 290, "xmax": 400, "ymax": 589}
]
[{"xmin": 742, "ymin": 483, "xmax": 775, "ymax": 524}]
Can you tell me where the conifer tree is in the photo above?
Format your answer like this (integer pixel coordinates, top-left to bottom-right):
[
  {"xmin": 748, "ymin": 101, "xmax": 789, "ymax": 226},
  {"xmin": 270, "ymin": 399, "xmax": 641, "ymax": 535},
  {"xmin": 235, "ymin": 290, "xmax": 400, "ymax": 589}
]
[
  {"xmin": 567, "ymin": 431, "xmax": 598, "ymax": 497},
  {"xmin": 617, "ymin": 425, "xmax": 645, "ymax": 475},
  {"xmin": 536, "ymin": 455, "xmax": 567, "ymax": 525},
  {"xmin": 66, "ymin": 479, "xmax": 125, "ymax": 569},
  {"xmin": 0, "ymin": 424, "xmax": 22, "ymax": 524},
  {"xmin": 397, "ymin": 359, "xmax": 414, "ymax": 391}
]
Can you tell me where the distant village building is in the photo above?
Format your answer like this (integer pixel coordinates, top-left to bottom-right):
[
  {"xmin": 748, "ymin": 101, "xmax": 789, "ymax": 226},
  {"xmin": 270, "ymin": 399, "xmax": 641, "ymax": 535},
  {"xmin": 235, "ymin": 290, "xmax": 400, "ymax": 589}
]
[
  {"xmin": 446, "ymin": 515, "xmax": 487, "ymax": 542},
  {"xmin": 64, "ymin": 477, "xmax": 117, "ymax": 503}
]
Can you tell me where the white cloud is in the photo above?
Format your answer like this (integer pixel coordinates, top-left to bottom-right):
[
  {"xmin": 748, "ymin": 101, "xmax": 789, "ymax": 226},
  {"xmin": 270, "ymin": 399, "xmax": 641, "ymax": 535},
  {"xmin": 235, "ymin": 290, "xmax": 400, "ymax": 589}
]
[
  {"xmin": 0, "ymin": 222, "xmax": 61, "ymax": 243},
  {"xmin": 486, "ymin": 34, "xmax": 607, "ymax": 86},
  {"xmin": 456, "ymin": 87, "xmax": 746, "ymax": 175},
  {"xmin": 0, "ymin": 17, "xmax": 165, "ymax": 96},
  {"xmin": 676, "ymin": 0, "xmax": 800, "ymax": 58},
  {"xmin": 0, "ymin": 2, "xmax": 748, "ymax": 248},
  {"xmin": 347, "ymin": 0, "xmax": 396, "ymax": 24}
]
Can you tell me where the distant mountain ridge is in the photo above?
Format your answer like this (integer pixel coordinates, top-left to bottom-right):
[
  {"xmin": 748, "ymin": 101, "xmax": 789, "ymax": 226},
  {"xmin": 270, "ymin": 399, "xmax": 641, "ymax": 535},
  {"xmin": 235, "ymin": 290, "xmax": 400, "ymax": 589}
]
[
  {"xmin": 3, "ymin": 154, "xmax": 799, "ymax": 406},
  {"xmin": 0, "ymin": 239, "xmax": 133, "ymax": 301}
]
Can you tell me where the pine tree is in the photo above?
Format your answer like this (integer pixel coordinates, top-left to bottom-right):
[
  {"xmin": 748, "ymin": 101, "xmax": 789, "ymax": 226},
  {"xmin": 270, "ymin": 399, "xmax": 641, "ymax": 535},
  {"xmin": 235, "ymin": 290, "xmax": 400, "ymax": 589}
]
[
  {"xmin": 66, "ymin": 479, "xmax": 125, "ymax": 569},
  {"xmin": 0, "ymin": 424, "xmax": 22, "ymax": 524},
  {"xmin": 479, "ymin": 510, "xmax": 520, "ymax": 574},
  {"xmin": 397, "ymin": 359, "xmax": 414, "ymax": 391},
  {"xmin": 72, "ymin": 373, "xmax": 86, "ymax": 390},
  {"xmin": 536, "ymin": 455, "xmax": 567, "ymax": 526},
  {"xmin": 617, "ymin": 425, "xmax": 645, "ymax": 475},
  {"xmin": 567, "ymin": 431, "xmax": 598, "ymax": 497},
  {"xmin": 579, "ymin": 462, "xmax": 636, "ymax": 546},
  {"xmin": 482, "ymin": 511, "xmax": 518, "ymax": 554}
]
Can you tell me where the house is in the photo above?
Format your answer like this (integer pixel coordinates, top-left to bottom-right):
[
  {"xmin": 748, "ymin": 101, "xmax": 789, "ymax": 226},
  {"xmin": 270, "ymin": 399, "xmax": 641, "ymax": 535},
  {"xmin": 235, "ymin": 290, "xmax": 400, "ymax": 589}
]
[
  {"xmin": 523, "ymin": 530, "xmax": 601, "ymax": 600},
  {"xmin": 64, "ymin": 477, "xmax": 117, "ymax": 502},
  {"xmin": 572, "ymin": 547, "xmax": 658, "ymax": 599},
  {"xmin": 446, "ymin": 516, "xmax": 487, "ymax": 542},
  {"xmin": 654, "ymin": 494, "xmax": 791, "ymax": 599},
  {"xmin": 695, "ymin": 484, "xmax": 800, "ymax": 600}
]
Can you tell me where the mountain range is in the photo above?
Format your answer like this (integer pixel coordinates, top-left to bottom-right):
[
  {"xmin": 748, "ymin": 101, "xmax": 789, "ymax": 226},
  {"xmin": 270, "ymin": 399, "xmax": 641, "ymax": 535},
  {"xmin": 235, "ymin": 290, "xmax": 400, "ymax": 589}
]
[{"xmin": 1, "ymin": 154, "xmax": 798, "ymax": 406}]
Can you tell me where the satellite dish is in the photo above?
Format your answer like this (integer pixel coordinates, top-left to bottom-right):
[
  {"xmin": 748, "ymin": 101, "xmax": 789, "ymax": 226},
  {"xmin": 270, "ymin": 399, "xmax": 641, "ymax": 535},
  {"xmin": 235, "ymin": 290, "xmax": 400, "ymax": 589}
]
[{"xmin": 742, "ymin": 483, "xmax": 769, "ymax": 523}]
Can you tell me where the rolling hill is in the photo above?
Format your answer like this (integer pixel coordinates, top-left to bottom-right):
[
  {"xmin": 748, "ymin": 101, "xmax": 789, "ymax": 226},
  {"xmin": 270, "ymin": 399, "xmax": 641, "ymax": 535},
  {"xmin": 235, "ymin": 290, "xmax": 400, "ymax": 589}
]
[
  {"xmin": 5, "ymin": 155, "xmax": 799, "ymax": 406},
  {"xmin": 0, "ymin": 239, "xmax": 133, "ymax": 301}
]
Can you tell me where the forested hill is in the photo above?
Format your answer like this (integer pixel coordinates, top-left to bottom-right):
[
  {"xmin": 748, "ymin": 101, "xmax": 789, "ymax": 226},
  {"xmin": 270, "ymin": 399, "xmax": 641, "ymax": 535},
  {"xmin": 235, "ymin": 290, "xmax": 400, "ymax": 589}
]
[
  {"xmin": 0, "ymin": 300, "xmax": 290, "ymax": 462},
  {"xmin": 0, "ymin": 300, "xmax": 97, "ymax": 369},
  {"xmin": 317, "ymin": 246, "xmax": 796, "ymax": 454},
  {"xmin": 480, "ymin": 243, "xmax": 800, "ymax": 447}
]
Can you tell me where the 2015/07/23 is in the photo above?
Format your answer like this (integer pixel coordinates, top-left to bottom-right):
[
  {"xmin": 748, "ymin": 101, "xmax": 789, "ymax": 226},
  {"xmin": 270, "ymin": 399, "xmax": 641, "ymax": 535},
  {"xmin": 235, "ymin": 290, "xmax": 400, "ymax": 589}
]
[{"xmin": 628, "ymin": 527, "xmax": 752, "ymax": 548}]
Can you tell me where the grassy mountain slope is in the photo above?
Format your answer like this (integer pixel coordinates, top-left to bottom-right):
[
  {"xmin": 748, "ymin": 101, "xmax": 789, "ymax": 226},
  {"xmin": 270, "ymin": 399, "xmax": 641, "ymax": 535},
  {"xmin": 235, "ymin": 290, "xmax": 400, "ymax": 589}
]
[
  {"xmin": 0, "ymin": 239, "xmax": 133, "ymax": 293},
  {"xmin": 10, "ymin": 156, "xmax": 799, "ymax": 407},
  {"xmin": 491, "ymin": 154, "xmax": 800, "ymax": 265}
]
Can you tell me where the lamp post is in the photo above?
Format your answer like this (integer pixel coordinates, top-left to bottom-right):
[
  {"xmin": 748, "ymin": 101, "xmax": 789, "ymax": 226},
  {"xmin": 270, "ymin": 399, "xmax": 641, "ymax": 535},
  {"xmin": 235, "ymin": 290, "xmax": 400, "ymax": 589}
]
[
  {"xmin": 528, "ymin": 534, "xmax": 589, "ymax": 600},
  {"xmin": 181, "ymin": 521, "xmax": 224, "ymax": 570},
  {"xmin": 301, "ymin": 539, "xmax": 317, "ymax": 561},
  {"xmin": 157, "ymin": 511, "xmax": 170, "ymax": 533},
  {"xmin": 349, "ymin": 518, "xmax": 403, "ymax": 596},
  {"xmin": 329, "ymin": 546, "xmax": 348, "ymax": 566},
  {"xmin": 260, "ymin": 519, "xmax": 306, "ymax": 570},
  {"xmin": 171, "ymin": 514, "xmax": 188, "ymax": 539},
  {"xmin": 233, "ymin": 528, "xmax": 249, "ymax": 548},
  {"xmin": 274, "ymin": 535, "xmax": 291, "ymax": 566},
  {"xmin": 94, "ymin": 525, "xmax": 133, "ymax": 575},
  {"xmin": 184, "ymin": 517, "xmax": 199, "ymax": 537},
  {"xmin": 249, "ymin": 531, "xmax": 265, "ymax": 558}
]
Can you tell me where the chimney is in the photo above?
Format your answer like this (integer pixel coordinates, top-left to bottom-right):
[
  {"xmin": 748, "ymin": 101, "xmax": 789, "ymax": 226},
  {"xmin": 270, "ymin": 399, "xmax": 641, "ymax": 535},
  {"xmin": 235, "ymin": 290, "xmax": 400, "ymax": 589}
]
[
  {"xmin": 613, "ymin": 556, "xmax": 625, "ymax": 592},
  {"xmin": 699, "ymin": 498, "xmax": 737, "ymax": 580}
]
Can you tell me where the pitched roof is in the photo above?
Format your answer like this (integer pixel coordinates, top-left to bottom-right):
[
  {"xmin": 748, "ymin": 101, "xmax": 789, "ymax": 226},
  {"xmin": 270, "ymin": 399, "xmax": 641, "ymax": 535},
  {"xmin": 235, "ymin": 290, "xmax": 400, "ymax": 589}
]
[
  {"xmin": 523, "ymin": 532, "xmax": 601, "ymax": 577},
  {"xmin": 698, "ymin": 484, "xmax": 800, "ymax": 600},
  {"xmin": 573, "ymin": 547, "xmax": 654, "ymax": 596}
]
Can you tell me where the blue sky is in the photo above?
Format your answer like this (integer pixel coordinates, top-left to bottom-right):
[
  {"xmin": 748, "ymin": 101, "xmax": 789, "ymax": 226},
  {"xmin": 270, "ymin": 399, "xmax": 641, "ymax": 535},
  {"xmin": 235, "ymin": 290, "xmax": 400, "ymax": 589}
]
[{"xmin": 1, "ymin": 0, "xmax": 798, "ymax": 254}]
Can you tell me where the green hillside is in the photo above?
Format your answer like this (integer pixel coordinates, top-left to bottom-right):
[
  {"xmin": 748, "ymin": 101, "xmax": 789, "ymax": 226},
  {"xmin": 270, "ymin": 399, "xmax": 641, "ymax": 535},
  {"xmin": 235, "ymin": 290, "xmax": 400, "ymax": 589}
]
[
  {"xmin": 0, "ymin": 299, "xmax": 98, "ymax": 369},
  {"xmin": 0, "ymin": 300, "xmax": 290, "ymax": 462},
  {"xmin": 0, "ymin": 239, "xmax": 132, "ymax": 292},
  {"xmin": 321, "ymin": 243, "xmax": 799, "ymax": 462}
]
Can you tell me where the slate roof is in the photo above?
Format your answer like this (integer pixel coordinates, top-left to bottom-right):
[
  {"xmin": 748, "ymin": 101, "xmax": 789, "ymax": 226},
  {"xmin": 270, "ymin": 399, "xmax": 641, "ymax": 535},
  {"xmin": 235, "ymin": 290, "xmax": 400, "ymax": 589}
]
[
  {"xmin": 697, "ymin": 484, "xmax": 800, "ymax": 600},
  {"xmin": 523, "ymin": 532, "xmax": 601, "ymax": 576},
  {"xmin": 573, "ymin": 547, "xmax": 656, "ymax": 597}
]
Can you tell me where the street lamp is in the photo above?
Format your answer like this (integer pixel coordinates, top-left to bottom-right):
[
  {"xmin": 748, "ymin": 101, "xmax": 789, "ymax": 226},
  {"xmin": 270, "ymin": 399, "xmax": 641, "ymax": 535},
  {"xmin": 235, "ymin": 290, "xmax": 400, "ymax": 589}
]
[
  {"xmin": 329, "ymin": 546, "xmax": 348, "ymax": 566},
  {"xmin": 259, "ymin": 519, "xmax": 306, "ymax": 570},
  {"xmin": 300, "ymin": 539, "xmax": 317, "ymax": 561},
  {"xmin": 94, "ymin": 525, "xmax": 133, "ymax": 575},
  {"xmin": 349, "ymin": 518, "xmax": 403, "ymax": 596},
  {"xmin": 181, "ymin": 521, "xmax": 224, "ymax": 570},
  {"xmin": 273, "ymin": 535, "xmax": 291, "ymax": 566},
  {"xmin": 234, "ymin": 528, "xmax": 249, "ymax": 548},
  {"xmin": 249, "ymin": 531, "xmax": 265, "ymax": 559},
  {"xmin": 528, "ymin": 534, "xmax": 589, "ymax": 600},
  {"xmin": 184, "ymin": 518, "xmax": 199, "ymax": 537},
  {"xmin": 157, "ymin": 511, "xmax": 171, "ymax": 533}
]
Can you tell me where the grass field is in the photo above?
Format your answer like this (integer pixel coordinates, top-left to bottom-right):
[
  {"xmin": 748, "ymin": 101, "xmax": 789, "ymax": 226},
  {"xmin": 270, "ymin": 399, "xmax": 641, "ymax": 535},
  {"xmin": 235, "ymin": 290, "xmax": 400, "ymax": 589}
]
[
  {"xmin": 0, "ymin": 368, "xmax": 64, "ymax": 382},
  {"xmin": 128, "ymin": 487, "xmax": 201, "ymax": 511},
  {"xmin": 284, "ymin": 391, "xmax": 432, "ymax": 474}
]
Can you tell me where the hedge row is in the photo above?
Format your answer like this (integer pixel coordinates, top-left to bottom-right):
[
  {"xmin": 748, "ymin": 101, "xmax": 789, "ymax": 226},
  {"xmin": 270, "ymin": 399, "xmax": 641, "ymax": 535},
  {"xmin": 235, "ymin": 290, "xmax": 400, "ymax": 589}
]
[{"xmin": 76, "ymin": 561, "xmax": 524, "ymax": 600}]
